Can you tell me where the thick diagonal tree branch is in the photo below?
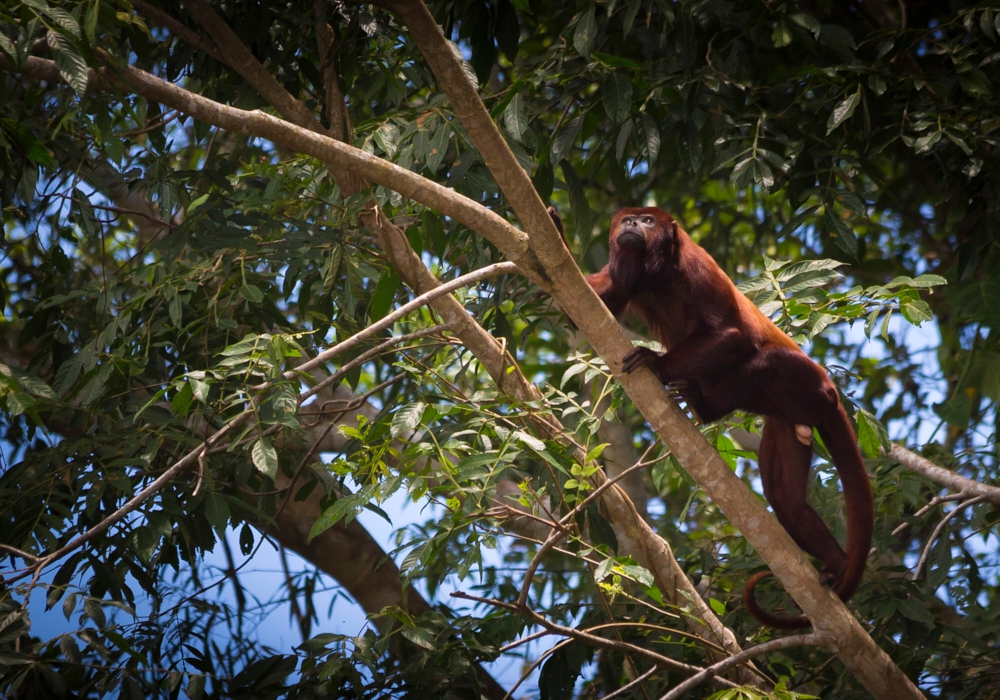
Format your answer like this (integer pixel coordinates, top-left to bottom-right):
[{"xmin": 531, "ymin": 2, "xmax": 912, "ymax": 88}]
[
  {"xmin": 139, "ymin": 3, "xmax": 756, "ymax": 678},
  {"xmin": 135, "ymin": 0, "xmax": 735, "ymax": 641},
  {"xmin": 374, "ymin": 1, "xmax": 922, "ymax": 697},
  {"xmin": 1, "ymin": 42, "xmax": 756, "ymax": 685}
]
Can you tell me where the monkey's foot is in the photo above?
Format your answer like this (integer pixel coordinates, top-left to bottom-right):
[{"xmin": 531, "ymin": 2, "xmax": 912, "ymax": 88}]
[
  {"xmin": 819, "ymin": 560, "xmax": 848, "ymax": 588},
  {"xmin": 622, "ymin": 347, "xmax": 664, "ymax": 375}
]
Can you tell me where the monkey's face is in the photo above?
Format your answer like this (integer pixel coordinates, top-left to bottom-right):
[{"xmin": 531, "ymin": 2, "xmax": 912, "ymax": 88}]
[
  {"xmin": 616, "ymin": 211, "xmax": 655, "ymax": 246},
  {"xmin": 608, "ymin": 208, "xmax": 676, "ymax": 290},
  {"xmin": 610, "ymin": 208, "xmax": 675, "ymax": 252}
]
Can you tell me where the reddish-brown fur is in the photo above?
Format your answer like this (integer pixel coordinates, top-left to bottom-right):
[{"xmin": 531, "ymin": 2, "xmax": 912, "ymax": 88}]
[{"xmin": 586, "ymin": 207, "xmax": 874, "ymax": 629}]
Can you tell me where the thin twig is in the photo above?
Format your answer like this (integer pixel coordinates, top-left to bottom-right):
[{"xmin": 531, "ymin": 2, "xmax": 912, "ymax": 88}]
[
  {"xmin": 498, "ymin": 628, "xmax": 554, "ymax": 653},
  {"xmin": 275, "ymin": 262, "xmax": 517, "ymax": 384},
  {"xmin": 909, "ymin": 495, "xmax": 986, "ymax": 581},
  {"xmin": 298, "ymin": 326, "xmax": 447, "ymax": 401},
  {"xmin": 516, "ymin": 447, "xmax": 657, "ymax": 608},
  {"xmin": 193, "ymin": 445, "xmax": 207, "ymax": 497},
  {"xmin": 0, "ymin": 544, "xmax": 39, "ymax": 562},
  {"xmin": 451, "ymin": 591, "xmax": 737, "ymax": 690},
  {"xmin": 121, "ymin": 110, "xmax": 179, "ymax": 137},
  {"xmin": 7, "ymin": 412, "xmax": 249, "ymax": 584},
  {"xmin": 501, "ymin": 638, "xmax": 574, "ymax": 700},
  {"xmin": 601, "ymin": 664, "xmax": 660, "ymax": 700},
  {"xmin": 658, "ymin": 633, "xmax": 833, "ymax": 700}
]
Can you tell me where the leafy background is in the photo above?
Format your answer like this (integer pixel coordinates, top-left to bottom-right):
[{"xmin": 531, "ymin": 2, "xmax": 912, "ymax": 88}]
[{"xmin": 1, "ymin": 0, "xmax": 999, "ymax": 698}]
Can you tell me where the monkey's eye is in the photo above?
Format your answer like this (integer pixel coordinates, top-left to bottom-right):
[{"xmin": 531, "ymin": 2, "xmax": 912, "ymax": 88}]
[{"xmin": 642, "ymin": 216, "xmax": 655, "ymax": 225}]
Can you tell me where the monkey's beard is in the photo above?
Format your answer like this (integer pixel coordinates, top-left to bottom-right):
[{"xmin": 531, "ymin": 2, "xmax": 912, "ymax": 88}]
[{"xmin": 610, "ymin": 246, "xmax": 648, "ymax": 295}]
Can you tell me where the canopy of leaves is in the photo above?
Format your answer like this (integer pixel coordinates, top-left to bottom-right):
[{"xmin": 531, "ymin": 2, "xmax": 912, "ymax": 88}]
[{"xmin": 0, "ymin": 0, "xmax": 998, "ymax": 698}]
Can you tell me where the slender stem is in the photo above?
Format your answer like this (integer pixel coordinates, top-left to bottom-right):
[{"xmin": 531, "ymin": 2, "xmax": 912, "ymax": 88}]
[
  {"xmin": 295, "ymin": 262, "xmax": 517, "ymax": 377},
  {"xmin": 600, "ymin": 664, "xmax": 659, "ymax": 700},
  {"xmin": 658, "ymin": 633, "xmax": 833, "ymax": 700},
  {"xmin": 8, "ymin": 412, "xmax": 249, "ymax": 582},
  {"xmin": 909, "ymin": 495, "xmax": 985, "ymax": 581}
]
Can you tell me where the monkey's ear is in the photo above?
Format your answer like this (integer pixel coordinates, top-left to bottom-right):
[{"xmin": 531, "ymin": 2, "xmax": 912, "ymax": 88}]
[{"xmin": 547, "ymin": 205, "xmax": 569, "ymax": 248}]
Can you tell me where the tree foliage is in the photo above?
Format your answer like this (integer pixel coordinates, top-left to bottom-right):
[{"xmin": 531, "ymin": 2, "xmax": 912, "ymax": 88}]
[{"xmin": 1, "ymin": 0, "xmax": 999, "ymax": 698}]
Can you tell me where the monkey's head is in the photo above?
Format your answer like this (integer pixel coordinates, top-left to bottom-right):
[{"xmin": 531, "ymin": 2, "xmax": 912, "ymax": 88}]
[{"xmin": 608, "ymin": 207, "xmax": 678, "ymax": 290}]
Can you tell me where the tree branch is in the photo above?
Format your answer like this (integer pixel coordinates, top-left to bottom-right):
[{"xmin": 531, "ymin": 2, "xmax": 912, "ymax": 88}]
[
  {"xmin": 8, "ymin": 262, "xmax": 512, "ymax": 583},
  {"xmin": 660, "ymin": 633, "xmax": 834, "ymax": 700},
  {"xmin": 0, "ymin": 54, "xmax": 536, "ymax": 275},
  {"xmin": 889, "ymin": 444, "xmax": 1000, "ymax": 504},
  {"xmin": 379, "ymin": 1, "xmax": 922, "ymax": 697}
]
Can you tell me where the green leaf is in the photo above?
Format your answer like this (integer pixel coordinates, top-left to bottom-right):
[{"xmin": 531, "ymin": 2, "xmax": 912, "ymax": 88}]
[
  {"xmin": 781, "ymin": 205, "xmax": 821, "ymax": 238},
  {"xmin": 560, "ymin": 362, "xmax": 588, "ymax": 388},
  {"xmin": 789, "ymin": 12, "xmax": 821, "ymax": 37},
  {"xmin": 772, "ymin": 18, "xmax": 792, "ymax": 47},
  {"xmin": 309, "ymin": 493, "xmax": 366, "ymax": 540},
  {"xmin": 621, "ymin": 563, "xmax": 653, "ymax": 586},
  {"xmin": 590, "ymin": 52, "xmax": 641, "ymax": 70},
  {"xmin": 190, "ymin": 378, "xmax": 210, "ymax": 402},
  {"xmin": 0, "ymin": 34, "xmax": 16, "ymax": 62},
  {"xmin": 368, "ymin": 267, "xmax": 400, "ymax": 322},
  {"xmin": 826, "ymin": 90, "xmax": 860, "ymax": 135},
  {"xmin": 504, "ymin": 91, "xmax": 529, "ymax": 142},
  {"xmin": 594, "ymin": 558, "xmax": 613, "ymax": 582},
  {"xmin": 587, "ymin": 505, "xmax": 618, "ymax": 553},
  {"xmin": 47, "ymin": 31, "xmax": 88, "ymax": 97},
  {"xmin": 85, "ymin": 0, "xmax": 99, "ymax": 42},
  {"xmin": 44, "ymin": 8, "xmax": 82, "ymax": 39},
  {"xmin": 252, "ymin": 438, "xmax": 278, "ymax": 478},
  {"xmin": 551, "ymin": 116, "xmax": 583, "ymax": 165},
  {"xmin": 400, "ymin": 626, "xmax": 435, "ymax": 650},
  {"xmin": 825, "ymin": 211, "xmax": 857, "ymax": 257},
  {"xmin": 391, "ymin": 402, "xmax": 425, "ymax": 438},
  {"xmin": 0, "ymin": 651, "xmax": 33, "ymax": 665},
  {"xmin": 203, "ymin": 492, "xmax": 231, "ymax": 533},
  {"xmin": 775, "ymin": 257, "xmax": 844, "ymax": 280},
  {"xmin": 373, "ymin": 121, "xmax": 400, "ymax": 158},
  {"xmin": 900, "ymin": 299, "xmax": 933, "ymax": 325},
  {"xmin": 946, "ymin": 131, "xmax": 973, "ymax": 156},
  {"xmin": 240, "ymin": 284, "xmax": 264, "ymax": 303},
  {"xmin": 171, "ymin": 381, "xmax": 193, "ymax": 417},
  {"xmin": 913, "ymin": 130, "xmax": 942, "ymax": 153},
  {"xmin": 425, "ymin": 123, "xmax": 451, "ymax": 173},
  {"xmin": 614, "ymin": 119, "xmax": 633, "ymax": 162},
  {"xmin": 187, "ymin": 674, "xmax": 205, "ymax": 700},
  {"xmin": 603, "ymin": 73, "xmax": 632, "ymax": 125},
  {"xmin": 934, "ymin": 393, "xmax": 972, "ymax": 428},
  {"xmin": 187, "ymin": 193, "xmax": 210, "ymax": 213},
  {"xmin": 622, "ymin": 0, "xmax": 641, "ymax": 38},
  {"xmin": 513, "ymin": 429, "xmax": 545, "ymax": 451},
  {"xmin": 643, "ymin": 584, "xmax": 664, "ymax": 605},
  {"xmin": 896, "ymin": 597, "xmax": 934, "ymax": 624},
  {"xmin": 641, "ymin": 112, "xmax": 660, "ymax": 163},
  {"xmin": 560, "ymin": 159, "xmax": 593, "ymax": 242},
  {"xmin": 709, "ymin": 597, "xmax": 726, "ymax": 616},
  {"xmin": 0, "ymin": 362, "xmax": 57, "ymax": 399},
  {"xmin": 164, "ymin": 292, "xmax": 181, "ymax": 328},
  {"xmin": 909, "ymin": 274, "xmax": 947, "ymax": 289},
  {"xmin": 573, "ymin": 7, "xmax": 597, "ymax": 57},
  {"xmin": 539, "ymin": 645, "xmax": 583, "ymax": 700},
  {"xmin": 856, "ymin": 408, "xmax": 890, "ymax": 458}
]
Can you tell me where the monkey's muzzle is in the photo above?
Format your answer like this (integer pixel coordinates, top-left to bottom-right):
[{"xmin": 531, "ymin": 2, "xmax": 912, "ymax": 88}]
[{"xmin": 616, "ymin": 228, "xmax": 645, "ymax": 247}]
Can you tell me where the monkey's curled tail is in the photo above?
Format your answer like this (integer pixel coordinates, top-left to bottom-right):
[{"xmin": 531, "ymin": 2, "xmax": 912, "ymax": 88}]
[{"xmin": 743, "ymin": 406, "xmax": 874, "ymax": 629}]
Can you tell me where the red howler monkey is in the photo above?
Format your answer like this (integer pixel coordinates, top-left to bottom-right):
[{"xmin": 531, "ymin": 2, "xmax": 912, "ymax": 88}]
[{"xmin": 583, "ymin": 207, "xmax": 873, "ymax": 629}]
